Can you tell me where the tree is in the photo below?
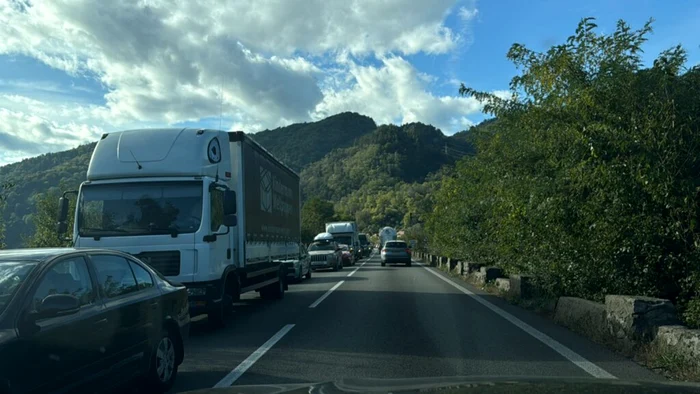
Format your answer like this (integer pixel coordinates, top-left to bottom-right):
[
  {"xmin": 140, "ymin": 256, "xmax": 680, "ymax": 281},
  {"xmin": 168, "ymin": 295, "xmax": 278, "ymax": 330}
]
[
  {"xmin": 428, "ymin": 18, "xmax": 700, "ymax": 326},
  {"xmin": 24, "ymin": 185, "xmax": 75, "ymax": 248},
  {"xmin": 301, "ymin": 197, "xmax": 336, "ymax": 243},
  {"xmin": 0, "ymin": 182, "xmax": 13, "ymax": 249}
]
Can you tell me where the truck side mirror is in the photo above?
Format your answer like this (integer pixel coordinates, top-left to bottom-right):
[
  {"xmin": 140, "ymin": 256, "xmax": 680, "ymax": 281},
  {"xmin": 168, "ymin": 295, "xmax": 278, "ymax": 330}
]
[
  {"xmin": 223, "ymin": 214, "xmax": 237, "ymax": 227},
  {"xmin": 57, "ymin": 197, "xmax": 69, "ymax": 223},
  {"xmin": 223, "ymin": 190, "xmax": 236, "ymax": 215},
  {"xmin": 56, "ymin": 197, "xmax": 69, "ymax": 235}
]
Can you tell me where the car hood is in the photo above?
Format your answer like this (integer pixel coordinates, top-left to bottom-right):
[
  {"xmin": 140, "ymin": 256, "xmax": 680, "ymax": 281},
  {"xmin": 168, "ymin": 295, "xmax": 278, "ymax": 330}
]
[{"xmin": 181, "ymin": 376, "xmax": 700, "ymax": 394}]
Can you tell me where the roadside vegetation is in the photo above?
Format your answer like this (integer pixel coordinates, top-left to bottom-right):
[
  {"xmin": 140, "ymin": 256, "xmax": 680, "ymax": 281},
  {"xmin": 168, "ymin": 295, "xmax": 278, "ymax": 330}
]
[{"xmin": 427, "ymin": 18, "xmax": 700, "ymax": 327}]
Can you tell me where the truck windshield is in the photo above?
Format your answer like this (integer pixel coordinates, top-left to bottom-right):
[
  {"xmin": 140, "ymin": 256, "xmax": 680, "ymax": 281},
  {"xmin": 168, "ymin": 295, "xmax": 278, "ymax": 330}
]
[
  {"xmin": 333, "ymin": 235, "xmax": 352, "ymax": 246},
  {"xmin": 309, "ymin": 243, "xmax": 335, "ymax": 251},
  {"xmin": 78, "ymin": 181, "xmax": 203, "ymax": 237}
]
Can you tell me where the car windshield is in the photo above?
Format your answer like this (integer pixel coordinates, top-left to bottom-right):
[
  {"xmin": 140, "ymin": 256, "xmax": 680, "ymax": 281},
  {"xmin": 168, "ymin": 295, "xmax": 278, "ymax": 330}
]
[
  {"xmin": 359, "ymin": 235, "xmax": 369, "ymax": 244},
  {"xmin": 0, "ymin": 261, "xmax": 38, "ymax": 314},
  {"xmin": 78, "ymin": 181, "xmax": 203, "ymax": 237},
  {"xmin": 309, "ymin": 242, "xmax": 335, "ymax": 251},
  {"xmin": 386, "ymin": 241, "xmax": 407, "ymax": 248}
]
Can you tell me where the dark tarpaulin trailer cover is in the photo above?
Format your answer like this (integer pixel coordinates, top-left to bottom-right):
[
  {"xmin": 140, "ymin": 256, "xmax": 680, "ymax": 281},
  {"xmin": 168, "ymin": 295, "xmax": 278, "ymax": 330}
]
[{"xmin": 240, "ymin": 136, "xmax": 301, "ymax": 242}]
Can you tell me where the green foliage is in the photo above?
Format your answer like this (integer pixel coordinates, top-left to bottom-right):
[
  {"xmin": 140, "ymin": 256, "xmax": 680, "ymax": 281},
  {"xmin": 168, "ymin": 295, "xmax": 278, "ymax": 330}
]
[
  {"xmin": 23, "ymin": 184, "xmax": 75, "ymax": 248},
  {"xmin": 0, "ymin": 143, "xmax": 93, "ymax": 248},
  {"xmin": 428, "ymin": 18, "xmax": 700, "ymax": 324},
  {"xmin": 0, "ymin": 181, "xmax": 14, "ymax": 248},
  {"xmin": 251, "ymin": 112, "xmax": 377, "ymax": 172},
  {"xmin": 301, "ymin": 122, "xmax": 460, "ymax": 201},
  {"xmin": 301, "ymin": 197, "xmax": 336, "ymax": 243}
]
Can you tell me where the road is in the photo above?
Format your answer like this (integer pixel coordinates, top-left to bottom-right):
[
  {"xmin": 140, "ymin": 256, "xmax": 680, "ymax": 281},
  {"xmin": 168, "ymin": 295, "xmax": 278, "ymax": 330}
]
[{"xmin": 171, "ymin": 251, "xmax": 662, "ymax": 393}]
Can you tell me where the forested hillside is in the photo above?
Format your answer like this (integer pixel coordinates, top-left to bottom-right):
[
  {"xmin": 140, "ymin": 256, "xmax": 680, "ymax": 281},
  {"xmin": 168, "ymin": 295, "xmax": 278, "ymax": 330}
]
[
  {"xmin": 0, "ymin": 143, "xmax": 95, "ymax": 248},
  {"xmin": 0, "ymin": 113, "xmax": 471, "ymax": 248},
  {"xmin": 250, "ymin": 112, "xmax": 377, "ymax": 172}
]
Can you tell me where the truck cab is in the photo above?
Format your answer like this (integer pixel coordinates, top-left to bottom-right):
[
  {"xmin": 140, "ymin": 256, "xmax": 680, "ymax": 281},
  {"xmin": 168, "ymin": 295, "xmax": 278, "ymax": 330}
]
[{"xmin": 58, "ymin": 128, "xmax": 300, "ymax": 326}]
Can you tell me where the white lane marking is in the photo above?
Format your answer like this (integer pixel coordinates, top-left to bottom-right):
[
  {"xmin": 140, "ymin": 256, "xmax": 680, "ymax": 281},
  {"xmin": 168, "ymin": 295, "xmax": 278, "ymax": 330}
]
[
  {"xmin": 213, "ymin": 324, "xmax": 295, "ymax": 387},
  {"xmin": 418, "ymin": 262, "xmax": 617, "ymax": 379},
  {"xmin": 309, "ymin": 280, "xmax": 345, "ymax": 308},
  {"xmin": 347, "ymin": 260, "xmax": 367, "ymax": 277}
]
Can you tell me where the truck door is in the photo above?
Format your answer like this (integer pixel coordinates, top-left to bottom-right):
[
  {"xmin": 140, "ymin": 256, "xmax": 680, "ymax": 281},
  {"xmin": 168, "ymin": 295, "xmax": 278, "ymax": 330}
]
[{"xmin": 208, "ymin": 186, "xmax": 233, "ymax": 294}]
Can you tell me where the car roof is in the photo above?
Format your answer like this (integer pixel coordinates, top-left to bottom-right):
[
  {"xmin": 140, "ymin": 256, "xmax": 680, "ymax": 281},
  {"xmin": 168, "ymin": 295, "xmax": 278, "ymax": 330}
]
[{"xmin": 0, "ymin": 248, "xmax": 128, "ymax": 262}]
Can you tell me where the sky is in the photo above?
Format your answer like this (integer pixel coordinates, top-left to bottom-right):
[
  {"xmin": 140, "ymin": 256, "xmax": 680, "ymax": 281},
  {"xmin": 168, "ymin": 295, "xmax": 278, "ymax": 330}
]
[{"xmin": 0, "ymin": 0, "xmax": 698, "ymax": 166}]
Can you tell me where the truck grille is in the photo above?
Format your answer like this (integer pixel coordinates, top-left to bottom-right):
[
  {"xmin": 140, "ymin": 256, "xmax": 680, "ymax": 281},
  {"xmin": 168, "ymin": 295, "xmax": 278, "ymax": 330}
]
[
  {"xmin": 310, "ymin": 254, "xmax": 329, "ymax": 262},
  {"xmin": 134, "ymin": 251, "xmax": 181, "ymax": 276}
]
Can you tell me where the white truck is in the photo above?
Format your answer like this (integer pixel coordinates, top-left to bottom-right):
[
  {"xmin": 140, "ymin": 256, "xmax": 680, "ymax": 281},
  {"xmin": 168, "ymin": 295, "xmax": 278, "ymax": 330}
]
[
  {"xmin": 57, "ymin": 128, "xmax": 301, "ymax": 326},
  {"xmin": 325, "ymin": 221, "xmax": 360, "ymax": 260},
  {"xmin": 378, "ymin": 226, "xmax": 397, "ymax": 249}
]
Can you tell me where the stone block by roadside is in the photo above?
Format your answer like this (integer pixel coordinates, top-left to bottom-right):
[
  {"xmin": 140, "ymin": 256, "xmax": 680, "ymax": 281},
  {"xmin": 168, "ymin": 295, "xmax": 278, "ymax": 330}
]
[
  {"xmin": 495, "ymin": 278, "xmax": 510, "ymax": 293},
  {"xmin": 554, "ymin": 297, "xmax": 607, "ymax": 341},
  {"xmin": 651, "ymin": 325, "xmax": 700, "ymax": 366},
  {"xmin": 605, "ymin": 295, "xmax": 680, "ymax": 346},
  {"xmin": 507, "ymin": 274, "xmax": 534, "ymax": 299},
  {"xmin": 480, "ymin": 266, "xmax": 503, "ymax": 282},
  {"xmin": 452, "ymin": 260, "xmax": 463, "ymax": 276}
]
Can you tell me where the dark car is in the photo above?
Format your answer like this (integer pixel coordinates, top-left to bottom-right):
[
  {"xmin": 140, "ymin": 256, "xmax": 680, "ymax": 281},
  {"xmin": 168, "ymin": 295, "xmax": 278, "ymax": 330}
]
[
  {"xmin": 0, "ymin": 248, "xmax": 190, "ymax": 394},
  {"xmin": 358, "ymin": 233, "xmax": 371, "ymax": 257}
]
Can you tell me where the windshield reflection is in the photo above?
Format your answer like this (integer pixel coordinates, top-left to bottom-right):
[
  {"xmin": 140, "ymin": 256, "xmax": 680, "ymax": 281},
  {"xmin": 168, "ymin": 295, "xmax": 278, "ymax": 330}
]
[
  {"xmin": 78, "ymin": 181, "xmax": 203, "ymax": 237},
  {"xmin": 0, "ymin": 261, "xmax": 37, "ymax": 313}
]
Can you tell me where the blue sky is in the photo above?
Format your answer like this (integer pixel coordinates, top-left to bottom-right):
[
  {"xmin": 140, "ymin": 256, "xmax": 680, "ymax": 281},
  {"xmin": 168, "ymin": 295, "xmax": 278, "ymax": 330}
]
[{"xmin": 0, "ymin": 0, "xmax": 698, "ymax": 165}]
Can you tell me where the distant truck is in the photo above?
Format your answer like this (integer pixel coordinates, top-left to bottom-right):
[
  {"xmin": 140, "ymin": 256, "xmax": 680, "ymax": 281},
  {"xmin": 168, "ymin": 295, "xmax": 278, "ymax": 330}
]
[
  {"xmin": 325, "ymin": 221, "xmax": 360, "ymax": 260},
  {"xmin": 57, "ymin": 128, "xmax": 301, "ymax": 326},
  {"xmin": 358, "ymin": 233, "xmax": 371, "ymax": 257},
  {"xmin": 378, "ymin": 226, "xmax": 397, "ymax": 249}
]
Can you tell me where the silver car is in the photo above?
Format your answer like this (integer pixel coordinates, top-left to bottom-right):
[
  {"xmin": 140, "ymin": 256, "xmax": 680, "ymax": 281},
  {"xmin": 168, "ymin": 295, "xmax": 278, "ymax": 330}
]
[
  {"xmin": 284, "ymin": 244, "xmax": 312, "ymax": 282},
  {"xmin": 308, "ymin": 241, "xmax": 343, "ymax": 271},
  {"xmin": 380, "ymin": 240, "xmax": 412, "ymax": 267}
]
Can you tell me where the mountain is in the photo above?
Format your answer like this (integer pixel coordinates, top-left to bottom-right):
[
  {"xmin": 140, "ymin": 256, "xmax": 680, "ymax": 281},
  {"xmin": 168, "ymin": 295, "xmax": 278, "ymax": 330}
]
[
  {"xmin": 300, "ymin": 122, "xmax": 459, "ymax": 201},
  {"xmin": 250, "ymin": 112, "xmax": 377, "ymax": 172},
  {"xmin": 0, "ymin": 143, "xmax": 95, "ymax": 248}
]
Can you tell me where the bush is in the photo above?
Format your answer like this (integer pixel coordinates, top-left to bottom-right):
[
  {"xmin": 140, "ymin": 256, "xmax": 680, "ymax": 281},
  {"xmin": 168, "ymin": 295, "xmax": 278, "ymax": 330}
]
[{"xmin": 428, "ymin": 18, "xmax": 700, "ymax": 305}]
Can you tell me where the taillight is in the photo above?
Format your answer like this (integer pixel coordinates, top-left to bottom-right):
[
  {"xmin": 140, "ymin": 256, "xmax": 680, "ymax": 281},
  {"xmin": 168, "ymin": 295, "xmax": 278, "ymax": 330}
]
[
  {"xmin": 381, "ymin": 248, "xmax": 386, "ymax": 253},
  {"xmin": 405, "ymin": 248, "xmax": 411, "ymax": 254}
]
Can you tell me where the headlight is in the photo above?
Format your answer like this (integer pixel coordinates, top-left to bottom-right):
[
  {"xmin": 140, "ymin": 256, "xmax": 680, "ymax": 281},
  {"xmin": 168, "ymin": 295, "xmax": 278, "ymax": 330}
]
[{"xmin": 187, "ymin": 287, "xmax": 207, "ymax": 296}]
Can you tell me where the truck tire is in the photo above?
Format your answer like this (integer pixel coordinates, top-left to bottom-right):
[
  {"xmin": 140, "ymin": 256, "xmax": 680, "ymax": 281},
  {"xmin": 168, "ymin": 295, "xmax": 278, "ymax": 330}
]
[
  {"xmin": 260, "ymin": 269, "xmax": 285, "ymax": 300},
  {"xmin": 305, "ymin": 266, "xmax": 312, "ymax": 279},
  {"xmin": 332, "ymin": 260, "xmax": 339, "ymax": 272},
  {"xmin": 208, "ymin": 275, "xmax": 239, "ymax": 328}
]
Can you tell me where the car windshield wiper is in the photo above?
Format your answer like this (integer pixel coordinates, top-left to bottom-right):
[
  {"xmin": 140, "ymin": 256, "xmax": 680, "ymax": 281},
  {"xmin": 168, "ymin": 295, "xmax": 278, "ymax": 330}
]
[{"xmin": 80, "ymin": 227, "xmax": 129, "ymax": 234}]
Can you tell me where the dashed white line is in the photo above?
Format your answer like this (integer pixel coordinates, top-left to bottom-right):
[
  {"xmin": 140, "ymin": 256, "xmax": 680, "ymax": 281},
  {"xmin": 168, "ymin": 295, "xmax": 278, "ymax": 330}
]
[
  {"xmin": 417, "ymin": 262, "xmax": 616, "ymax": 379},
  {"xmin": 347, "ymin": 260, "xmax": 367, "ymax": 277},
  {"xmin": 213, "ymin": 324, "xmax": 296, "ymax": 387},
  {"xmin": 309, "ymin": 280, "xmax": 345, "ymax": 308}
]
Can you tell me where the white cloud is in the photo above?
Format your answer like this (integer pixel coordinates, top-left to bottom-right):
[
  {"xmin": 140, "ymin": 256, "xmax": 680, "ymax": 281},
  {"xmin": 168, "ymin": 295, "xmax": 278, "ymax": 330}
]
[
  {"xmin": 0, "ymin": 0, "xmax": 489, "ymax": 165},
  {"xmin": 313, "ymin": 56, "xmax": 482, "ymax": 134},
  {"xmin": 458, "ymin": 6, "xmax": 479, "ymax": 21}
]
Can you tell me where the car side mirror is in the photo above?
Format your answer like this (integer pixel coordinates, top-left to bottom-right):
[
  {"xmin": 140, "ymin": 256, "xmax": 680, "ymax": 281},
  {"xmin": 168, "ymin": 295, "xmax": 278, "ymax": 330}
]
[{"xmin": 36, "ymin": 294, "xmax": 80, "ymax": 319}]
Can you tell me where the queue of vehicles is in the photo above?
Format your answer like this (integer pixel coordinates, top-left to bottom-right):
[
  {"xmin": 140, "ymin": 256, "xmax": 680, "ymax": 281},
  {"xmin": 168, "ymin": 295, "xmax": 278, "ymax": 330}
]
[{"xmin": 0, "ymin": 127, "xmax": 399, "ymax": 393}]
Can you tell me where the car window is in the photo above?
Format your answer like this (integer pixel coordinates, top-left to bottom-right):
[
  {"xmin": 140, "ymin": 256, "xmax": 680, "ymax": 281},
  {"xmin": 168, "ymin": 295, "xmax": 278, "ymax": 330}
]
[
  {"xmin": 32, "ymin": 256, "xmax": 94, "ymax": 310},
  {"xmin": 129, "ymin": 261, "xmax": 154, "ymax": 290},
  {"xmin": 91, "ymin": 255, "xmax": 139, "ymax": 298},
  {"xmin": 386, "ymin": 241, "xmax": 407, "ymax": 248}
]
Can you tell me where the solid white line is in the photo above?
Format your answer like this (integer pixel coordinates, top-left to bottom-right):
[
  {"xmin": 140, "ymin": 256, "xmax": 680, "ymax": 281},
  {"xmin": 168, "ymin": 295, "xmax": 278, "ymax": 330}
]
[
  {"xmin": 417, "ymin": 262, "xmax": 617, "ymax": 379},
  {"xmin": 213, "ymin": 324, "xmax": 295, "ymax": 387},
  {"xmin": 309, "ymin": 280, "xmax": 345, "ymax": 308}
]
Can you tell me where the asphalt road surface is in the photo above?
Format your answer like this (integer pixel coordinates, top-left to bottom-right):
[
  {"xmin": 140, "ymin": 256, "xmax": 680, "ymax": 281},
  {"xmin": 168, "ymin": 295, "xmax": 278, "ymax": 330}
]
[{"xmin": 171, "ymin": 251, "xmax": 662, "ymax": 393}]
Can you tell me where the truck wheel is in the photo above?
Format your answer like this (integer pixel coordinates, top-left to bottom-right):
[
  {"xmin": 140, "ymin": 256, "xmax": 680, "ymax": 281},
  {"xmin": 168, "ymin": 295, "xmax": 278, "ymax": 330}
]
[
  {"xmin": 332, "ymin": 261, "xmax": 339, "ymax": 272},
  {"xmin": 305, "ymin": 265, "xmax": 312, "ymax": 279},
  {"xmin": 261, "ymin": 269, "xmax": 285, "ymax": 300},
  {"xmin": 381, "ymin": 261, "xmax": 386, "ymax": 267},
  {"xmin": 406, "ymin": 260, "xmax": 412, "ymax": 267},
  {"xmin": 208, "ymin": 275, "xmax": 238, "ymax": 328}
]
